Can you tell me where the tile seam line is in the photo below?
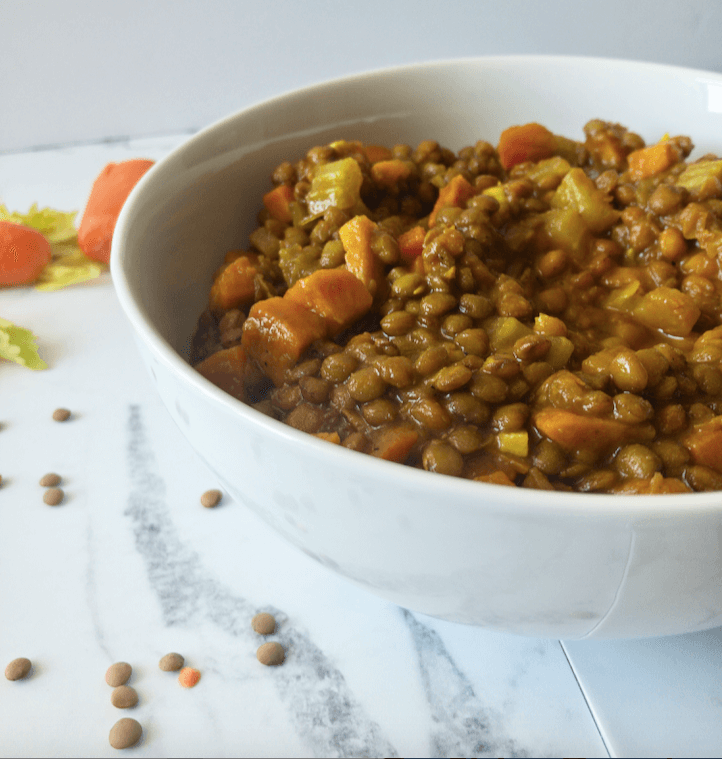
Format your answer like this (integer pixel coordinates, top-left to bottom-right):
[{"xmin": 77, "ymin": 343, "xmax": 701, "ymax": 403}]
[{"xmin": 559, "ymin": 640, "xmax": 613, "ymax": 759}]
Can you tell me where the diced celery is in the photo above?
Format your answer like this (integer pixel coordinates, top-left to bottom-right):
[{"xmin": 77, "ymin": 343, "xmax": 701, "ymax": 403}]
[
  {"xmin": 542, "ymin": 207, "xmax": 590, "ymax": 259},
  {"xmin": 306, "ymin": 157, "xmax": 363, "ymax": 216},
  {"xmin": 675, "ymin": 160, "xmax": 722, "ymax": 201},
  {"xmin": 498, "ymin": 431, "xmax": 529, "ymax": 457},
  {"xmin": 484, "ymin": 316, "xmax": 532, "ymax": 352},
  {"xmin": 545, "ymin": 336, "xmax": 575, "ymax": 369},
  {"xmin": 551, "ymin": 168, "xmax": 619, "ymax": 233},
  {"xmin": 604, "ymin": 280, "xmax": 641, "ymax": 311}
]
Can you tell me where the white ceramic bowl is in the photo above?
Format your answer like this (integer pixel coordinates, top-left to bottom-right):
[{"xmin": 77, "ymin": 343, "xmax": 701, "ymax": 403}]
[{"xmin": 112, "ymin": 56, "xmax": 722, "ymax": 639}]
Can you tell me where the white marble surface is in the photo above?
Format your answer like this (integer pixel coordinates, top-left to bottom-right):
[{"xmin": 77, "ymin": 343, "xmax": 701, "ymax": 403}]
[{"xmin": 0, "ymin": 134, "xmax": 720, "ymax": 758}]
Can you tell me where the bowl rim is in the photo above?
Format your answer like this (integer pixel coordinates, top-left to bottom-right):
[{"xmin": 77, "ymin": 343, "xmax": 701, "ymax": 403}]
[{"xmin": 111, "ymin": 53, "xmax": 722, "ymax": 518}]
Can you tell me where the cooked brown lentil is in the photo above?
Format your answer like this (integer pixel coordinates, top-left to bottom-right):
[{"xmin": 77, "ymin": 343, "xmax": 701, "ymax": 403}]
[{"xmin": 192, "ymin": 122, "xmax": 722, "ymax": 494}]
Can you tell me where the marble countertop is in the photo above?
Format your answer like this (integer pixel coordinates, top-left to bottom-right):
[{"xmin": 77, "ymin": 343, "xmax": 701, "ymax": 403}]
[{"xmin": 1, "ymin": 135, "xmax": 721, "ymax": 758}]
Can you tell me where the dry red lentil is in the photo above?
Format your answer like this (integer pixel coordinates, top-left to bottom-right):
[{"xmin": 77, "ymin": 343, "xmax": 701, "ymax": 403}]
[
  {"xmin": 178, "ymin": 667, "xmax": 201, "ymax": 688},
  {"xmin": 192, "ymin": 123, "xmax": 722, "ymax": 494}
]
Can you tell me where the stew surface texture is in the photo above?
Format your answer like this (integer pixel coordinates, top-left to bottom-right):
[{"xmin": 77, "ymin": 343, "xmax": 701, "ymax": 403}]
[{"xmin": 191, "ymin": 120, "xmax": 722, "ymax": 493}]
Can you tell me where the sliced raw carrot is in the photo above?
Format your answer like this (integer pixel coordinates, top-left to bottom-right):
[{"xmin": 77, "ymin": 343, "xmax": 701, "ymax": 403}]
[
  {"xmin": 534, "ymin": 408, "xmax": 631, "ymax": 453},
  {"xmin": 0, "ymin": 220, "xmax": 52, "ymax": 286},
  {"xmin": 338, "ymin": 214, "xmax": 385, "ymax": 295},
  {"xmin": 429, "ymin": 174, "xmax": 476, "ymax": 226},
  {"xmin": 285, "ymin": 268, "xmax": 372, "ymax": 336},
  {"xmin": 241, "ymin": 297, "xmax": 327, "ymax": 386},
  {"xmin": 627, "ymin": 141, "xmax": 677, "ymax": 181},
  {"xmin": 370, "ymin": 425, "xmax": 419, "ymax": 463},
  {"xmin": 683, "ymin": 417, "xmax": 722, "ymax": 472},
  {"xmin": 364, "ymin": 144, "xmax": 393, "ymax": 163},
  {"xmin": 77, "ymin": 159, "xmax": 155, "ymax": 264},
  {"xmin": 209, "ymin": 253, "xmax": 259, "ymax": 313},
  {"xmin": 474, "ymin": 470, "xmax": 516, "ymax": 486},
  {"xmin": 497, "ymin": 123, "xmax": 556, "ymax": 170},
  {"xmin": 371, "ymin": 159, "xmax": 412, "ymax": 187},
  {"xmin": 194, "ymin": 345, "xmax": 248, "ymax": 401},
  {"xmin": 262, "ymin": 185, "xmax": 294, "ymax": 223},
  {"xmin": 397, "ymin": 226, "xmax": 426, "ymax": 264}
]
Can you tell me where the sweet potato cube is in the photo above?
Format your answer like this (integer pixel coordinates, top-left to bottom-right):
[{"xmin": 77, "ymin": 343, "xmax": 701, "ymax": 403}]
[
  {"xmin": 497, "ymin": 123, "xmax": 556, "ymax": 170},
  {"xmin": 194, "ymin": 345, "xmax": 248, "ymax": 401},
  {"xmin": 371, "ymin": 159, "xmax": 412, "ymax": 187},
  {"xmin": 285, "ymin": 268, "xmax": 372, "ymax": 336},
  {"xmin": 370, "ymin": 425, "xmax": 419, "ymax": 463},
  {"xmin": 242, "ymin": 297, "xmax": 327, "ymax": 386},
  {"xmin": 209, "ymin": 253, "xmax": 259, "ymax": 312},
  {"xmin": 627, "ymin": 141, "xmax": 677, "ymax": 181},
  {"xmin": 263, "ymin": 185, "xmax": 294, "ymax": 223},
  {"xmin": 339, "ymin": 215, "xmax": 384, "ymax": 295}
]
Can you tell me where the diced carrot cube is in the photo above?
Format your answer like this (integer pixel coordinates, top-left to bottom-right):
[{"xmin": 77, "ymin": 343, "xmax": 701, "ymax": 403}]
[
  {"xmin": 370, "ymin": 425, "xmax": 419, "ymax": 463},
  {"xmin": 209, "ymin": 253, "xmax": 259, "ymax": 313},
  {"xmin": 371, "ymin": 159, "xmax": 412, "ymax": 187},
  {"xmin": 194, "ymin": 345, "xmax": 248, "ymax": 401},
  {"xmin": 364, "ymin": 144, "xmax": 394, "ymax": 163},
  {"xmin": 285, "ymin": 268, "xmax": 372, "ymax": 336},
  {"xmin": 627, "ymin": 141, "xmax": 677, "ymax": 181},
  {"xmin": 242, "ymin": 297, "xmax": 327, "ymax": 386},
  {"xmin": 534, "ymin": 408, "xmax": 631, "ymax": 454},
  {"xmin": 262, "ymin": 185, "xmax": 294, "ymax": 223},
  {"xmin": 497, "ymin": 123, "xmax": 556, "ymax": 170},
  {"xmin": 397, "ymin": 226, "xmax": 426, "ymax": 264},
  {"xmin": 429, "ymin": 174, "xmax": 476, "ymax": 226},
  {"xmin": 339, "ymin": 215, "xmax": 385, "ymax": 296}
]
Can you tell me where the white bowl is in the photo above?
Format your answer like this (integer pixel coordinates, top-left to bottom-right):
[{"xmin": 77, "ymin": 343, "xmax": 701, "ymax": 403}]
[{"xmin": 111, "ymin": 56, "xmax": 722, "ymax": 639}]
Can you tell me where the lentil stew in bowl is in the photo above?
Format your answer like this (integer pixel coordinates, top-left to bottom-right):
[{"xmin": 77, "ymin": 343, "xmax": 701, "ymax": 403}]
[{"xmin": 191, "ymin": 119, "xmax": 722, "ymax": 495}]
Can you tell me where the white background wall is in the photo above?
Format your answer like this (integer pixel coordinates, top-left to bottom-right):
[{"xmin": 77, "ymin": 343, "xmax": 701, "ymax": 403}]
[{"xmin": 2, "ymin": 0, "xmax": 722, "ymax": 153}]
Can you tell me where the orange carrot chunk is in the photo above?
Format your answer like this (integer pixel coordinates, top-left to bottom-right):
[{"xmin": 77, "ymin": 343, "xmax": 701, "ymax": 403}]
[
  {"xmin": 285, "ymin": 268, "xmax": 372, "ymax": 336},
  {"xmin": 497, "ymin": 123, "xmax": 556, "ymax": 170},
  {"xmin": 397, "ymin": 226, "xmax": 426, "ymax": 264},
  {"xmin": 195, "ymin": 345, "xmax": 248, "ymax": 401},
  {"xmin": 535, "ymin": 408, "xmax": 631, "ymax": 454},
  {"xmin": 364, "ymin": 144, "xmax": 394, "ymax": 164},
  {"xmin": 339, "ymin": 215, "xmax": 385, "ymax": 296},
  {"xmin": 683, "ymin": 417, "xmax": 722, "ymax": 472},
  {"xmin": 262, "ymin": 185, "xmax": 294, "ymax": 224},
  {"xmin": 371, "ymin": 159, "xmax": 412, "ymax": 187},
  {"xmin": 242, "ymin": 297, "xmax": 328, "ymax": 386},
  {"xmin": 77, "ymin": 159, "xmax": 155, "ymax": 264},
  {"xmin": 370, "ymin": 425, "xmax": 419, "ymax": 463},
  {"xmin": 429, "ymin": 174, "xmax": 476, "ymax": 226},
  {"xmin": 0, "ymin": 220, "xmax": 52, "ymax": 286},
  {"xmin": 627, "ymin": 141, "xmax": 677, "ymax": 181},
  {"xmin": 209, "ymin": 253, "xmax": 259, "ymax": 313}
]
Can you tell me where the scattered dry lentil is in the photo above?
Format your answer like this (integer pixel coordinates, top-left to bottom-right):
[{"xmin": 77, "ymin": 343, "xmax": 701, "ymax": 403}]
[
  {"xmin": 111, "ymin": 685, "xmax": 138, "ymax": 709},
  {"xmin": 5, "ymin": 657, "xmax": 31, "ymax": 681},
  {"xmin": 256, "ymin": 641, "xmax": 285, "ymax": 666},
  {"xmin": 52, "ymin": 408, "xmax": 71, "ymax": 422},
  {"xmin": 251, "ymin": 612, "xmax": 277, "ymax": 635},
  {"xmin": 200, "ymin": 489, "xmax": 222, "ymax": 508},
  {"xmin": 43, "ymin": 487, "xmax": 64, "ymax": 506},
  {"xmin": 109, "ymin": 718, "xmax": 142, "ymax": 750},
  {"xmin": 39, "ymin": 473, "xmax": 61, "ymax": 487},
  {"xmin": 158, "ymin": 652, "xmax": 184, "ymax": 672},
  {"xmin": 105, "ymin": 662, "xmax": 132, "ymax": 687},
  {"xmin": 178, "ymin": 667, "xmax": 201, "ymax": 688}
]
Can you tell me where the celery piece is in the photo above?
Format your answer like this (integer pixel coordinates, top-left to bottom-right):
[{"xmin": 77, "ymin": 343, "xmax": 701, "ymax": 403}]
[
  {"xmin": 542, "ymin": 207, "xmax": 590, "ymax": 260},
  {"xmin": 484, "ymin": 316, "xmax": 532, "ymax": 353},
  {"xmin": 525, "ymin": 156, "xmax": 571, "ymax": 189},
  {"xmin": 0, "ymin": 317, "xmax": 47, "ymax": 370},
  {"xmin": 498, "ymin": 431, "xmax": 529, "ymax": 457},
  {"xmin": 278, "ymin": 243, "xmax": 321, "ymax": 287},
  {"xmin": 675, "ymin": 160, "xmax": 722, "ymax": 201},
  {"xmin": 306, "ymin": 157, "xmax": 363, "ymax": 216},
  {"xmin": 551, "ymin": 168, "xmax": 619, "ymax": 233},
  {"xmin": 604, "ymin": 280, "xmax": 641, "ymax": 312},
  {"xmin": 545, "ymin": 336, "xmax": 575, "ymax": 370}
]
